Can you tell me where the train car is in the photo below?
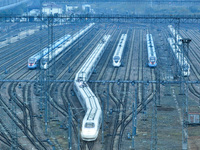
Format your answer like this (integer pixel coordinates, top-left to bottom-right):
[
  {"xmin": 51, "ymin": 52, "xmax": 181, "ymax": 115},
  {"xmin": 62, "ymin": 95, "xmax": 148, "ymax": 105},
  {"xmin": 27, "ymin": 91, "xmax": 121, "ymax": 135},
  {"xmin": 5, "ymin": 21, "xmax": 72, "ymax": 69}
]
[
  {"xmin": 168, "ymin": 25, "xmax": 182, "ymax": 45},
  {"xmin": 28, "ymin": 34, "xmax": 71, "ymax": 69},
  {"xmin": 74, "ymin": 35, "xmax": 111, "ymax": 141},
  {"xmin": 73, "ymin": 81, "xmax": 102, "ymax": 141},
  {"xmin": 168, "ymin": 38, "xmax": 190, "ymax": 76},
  {"xmin": 113, "ymin": 34, "xmax": 127, "ymax": 67},
  {"xmin": 146, "ymin": 34, "xmax": 157, "ymax": 67},
  {"xmin": 40, "ymin": 23, "xmax": 95, "ymax": 69}
]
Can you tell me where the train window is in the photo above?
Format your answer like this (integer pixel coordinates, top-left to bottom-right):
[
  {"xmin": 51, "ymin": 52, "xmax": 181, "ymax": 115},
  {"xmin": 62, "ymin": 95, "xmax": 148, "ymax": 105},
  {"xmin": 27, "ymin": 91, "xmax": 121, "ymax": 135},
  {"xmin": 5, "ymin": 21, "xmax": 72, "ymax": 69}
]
[
  {"xmin": 113, "ymin": 56, "xmax": 120, "ymax": 63},
  {"xmin": 85, "ymin": 122, "xmax": 95, "ymax": 128},
  {"xmin": 183, "ymin": 64, "xmax": 189, "ymax": 71},
  {"xmin": 150, "ymin": 57, "xmax": 155, "ymax": 62},
  {"xmin": 28, "ymin": 58, "xmax": 36, "ymax": 63}
]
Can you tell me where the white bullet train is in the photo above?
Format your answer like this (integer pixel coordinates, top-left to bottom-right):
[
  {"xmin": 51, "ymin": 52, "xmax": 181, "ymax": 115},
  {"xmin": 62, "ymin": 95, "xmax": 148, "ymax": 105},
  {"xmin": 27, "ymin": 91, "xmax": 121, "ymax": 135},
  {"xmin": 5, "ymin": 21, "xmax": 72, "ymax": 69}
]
[
  {"xmin": 146, "ymin": 34, "xmax": 157, "ymax": 67},
  {"xmin": 74, "ymin": 35, "xmax": 111, "ymax": 141},
  {"xmin": 28, "ymin": 34, "xmax": 71, "ymax": 69},
  {"xmin": 168, "ymin": 25, "xmax": 182, "ymax": 45},
  {"xmin": 40, "ymin": 23, "xmax": 95, "ymax": 69},
  {"xmin": 168, "ymin": 38, "xmax": 190, "ymax": 76},
  {"xmin": 113, "ymin": 34, "xmax": 127, "ymax": 67}
]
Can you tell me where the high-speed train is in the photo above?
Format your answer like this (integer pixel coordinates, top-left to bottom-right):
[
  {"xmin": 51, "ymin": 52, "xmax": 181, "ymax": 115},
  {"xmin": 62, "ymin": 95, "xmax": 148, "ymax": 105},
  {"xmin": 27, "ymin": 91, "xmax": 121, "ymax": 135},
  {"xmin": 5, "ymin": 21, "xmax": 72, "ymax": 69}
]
[
  {"xmin": 168, "ymin": 25, "xmax": 182, "ymax": 45},
  {"xmin": 74, "ymin": 35, "xmax": 111, "ymax": 141},
  {"xmin": 113, "ymin": 34, "xmax": 127, "ymax": 67},
  {"xmin": 146, "ymin": 34, "xmax": 157, "ymax": 67},
  {"xmin": 28, "ymin": 34, "xmax": 71, "ymax": 69},
  {"xmin": 40, "ymin": 23, "xmax": 95, "ymax": 69},
  {"xmin": 168, "ymin": 38, "xmax": 190, "ymax": 76}
]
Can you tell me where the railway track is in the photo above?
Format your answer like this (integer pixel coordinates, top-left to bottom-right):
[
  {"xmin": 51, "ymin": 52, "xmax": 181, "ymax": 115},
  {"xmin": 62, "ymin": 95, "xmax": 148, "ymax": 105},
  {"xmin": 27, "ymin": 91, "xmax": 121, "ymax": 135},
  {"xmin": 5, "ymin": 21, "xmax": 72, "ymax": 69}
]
[
  {"xmin": 88, "ymin": 25, "xmax": 123, "ymax": 150},
  {"xmin": 40, "ymin": 24, "xmax": 115, "ymax": 150},
  {"xmin": 109, "ymin": 27, "xmax": 159, "ymax": 150},
  {"xmin": 2, "ymin": 23, "xmax": 200, "ymax": 149},
  {"xmin": 0, "ymin": 25, "xmax": 67, "ymax": 61},
  {"xmin": 108, "ymin": 29, "xmax": 132, "ymax": 150},
  {"xmin": 0, "ymin": 26, "xmax": 76, "ymax": 79},
  {"xmin": 116, "ymin": 28, "xmax": 133, "ymax": 150},
  {"xmin": 0, "ymin": 89, "xmax": 47, "ymax": 149},
  {"xmin": 0, "ymin": 23, "xmax": 89, "ymax": 149},
  {"xmin": 175, "ymin": 29, "xmax": 200, "ymax": 104},
  {"xmin": 67, "ymin": 25, "xmax": 115, "ymax": 150},
  {"xmin": 160, "ymin": 25, "xmax": 200, "ymax": 149},
  {"xmin": 93, "ymin": 28, "xmax": 125, "ymax": 150}
]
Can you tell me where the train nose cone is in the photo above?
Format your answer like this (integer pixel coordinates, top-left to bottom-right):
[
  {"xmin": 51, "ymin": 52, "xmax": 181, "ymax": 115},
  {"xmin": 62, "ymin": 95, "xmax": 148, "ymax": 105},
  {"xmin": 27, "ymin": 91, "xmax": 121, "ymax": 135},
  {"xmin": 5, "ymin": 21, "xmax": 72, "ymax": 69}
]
[{"xmin": 81, "ymin": 129, "xmax": 98, "ymax": 141}]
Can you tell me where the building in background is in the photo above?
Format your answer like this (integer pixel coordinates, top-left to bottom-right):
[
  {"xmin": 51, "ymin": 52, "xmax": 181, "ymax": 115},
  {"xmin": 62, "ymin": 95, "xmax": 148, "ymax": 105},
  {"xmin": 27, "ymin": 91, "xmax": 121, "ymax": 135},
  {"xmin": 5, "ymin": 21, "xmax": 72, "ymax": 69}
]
[
  {"xmin": 42, "ymin": 2, "xmax": 63, "ymax": 16},
  {"xmin": 82, "ymin": 4, "xmax": 91, "ymax": 13},
  {"xmin": 29, "ymin": 9, "xmax": 40, "ymax": 16},
  {"xmin": 65, "ymin": 5, "xmax": 78, "ymax": 12}
]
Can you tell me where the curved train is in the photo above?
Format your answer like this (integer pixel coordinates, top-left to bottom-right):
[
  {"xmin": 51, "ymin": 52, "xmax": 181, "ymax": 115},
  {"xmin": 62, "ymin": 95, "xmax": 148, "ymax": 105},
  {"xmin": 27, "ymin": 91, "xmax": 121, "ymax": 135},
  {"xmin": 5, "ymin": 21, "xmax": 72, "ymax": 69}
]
[
  {"xmin": 168, "ymin": 38, "xmax": 190, "ymax": 76},
  {"xmin": 74, "ymin": 35, "xmax": 111, "ymax": 141},
  {"xmin": 40, "ymin": 23, "xmax": 95, "ymax": 69},
  {"xmin": 28, "ymin": 34, "xmax": 71, "ymax": 69},
  {"xmin": 146, "ymin": 34, "xmax": 157, "ymax": 67},
  {"xmin": 113, "ymin": 34, "xmax": 127, "ymax": 67},
  {"xmin": 168, "ymin": 25, "xmax": 182, "ymax": 45}
]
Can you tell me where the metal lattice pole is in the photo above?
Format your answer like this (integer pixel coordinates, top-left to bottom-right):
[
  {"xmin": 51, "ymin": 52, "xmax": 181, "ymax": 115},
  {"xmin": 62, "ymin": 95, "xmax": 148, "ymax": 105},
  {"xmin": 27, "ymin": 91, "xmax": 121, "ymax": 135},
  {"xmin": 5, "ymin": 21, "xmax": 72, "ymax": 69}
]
[
  {"xmin": 44, "ymin": 16, "xmax": 54, "ymax": 135},
  {"xmin": 107, "ymin": 83, "xmax": 109, "ymax": 115},
  {"xmin": 131, "ymin": 99, "xmax": 135, "ymax": 149},
  {"xmin": 101, "ymin": 97, "xmax": 105, "ymax": 145},
  {"xmin": 10, "ymin": 99, "xmax": 18, "ymax": 150},
  {"xmin": 165, "ymin": 39, "xmax": 172, "ymax": 96},
  {"xmin": 181, "ymin": 38, "xmax": 191, "ymax": 150},
  {"xmin": 78, "ymin": 119, "xmax": 80, "ymax": 150},
  {"xmin": 38, "ymin": 34, "xmax": 44, "ymax": 114},
  {"xmin": 135, "ymin": 84, "xmax": 138, "ymax": 135},
  {"xmin": 182, "ymin": 79, "xmax": 188, "ymax": 150},
  {"xmin": 143, "ymin": 82, "xmax": 147, "ymax": 119},
  {"xmin": 131, "ymin": 84, "xmax": 137, "ymax": 149},
  {"xmin": 68, "ymin": 103, "xmax": 72, "ymax": 150},
  {"xmin": 174, "ymin": 21, "xmax": 180, "ymax": 78},
  {"xmin": 156, "ymin": 41, "xmax": 161, "ymax": 107},
  {"xmin": 151, "ymin": 90, "xmax": 157, "ymax": 150}
]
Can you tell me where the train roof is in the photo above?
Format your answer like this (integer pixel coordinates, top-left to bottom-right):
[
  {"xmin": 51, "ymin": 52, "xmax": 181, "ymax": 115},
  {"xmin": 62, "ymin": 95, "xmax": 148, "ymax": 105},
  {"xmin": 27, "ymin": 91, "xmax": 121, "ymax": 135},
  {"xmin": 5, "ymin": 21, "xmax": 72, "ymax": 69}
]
[
  {"xmin": 76, "ymin": 35, "xmax": 111, "ymax": 82},
  {"xmin": 168, "ymin": 38, "xmax": 190, "ymax": 68},
  {"xmin": 146, "ymin": 34, "xmax": 156, "ymax": 58},
  {"xmin": 41, "ymin": 23, "xmax": 95, "ymax": 63},
  {"xmin": 28, "ymin": 34, "xmax": 71, "ymax": 61},
  {"xmin": 168, "ymin": 25, "xmax": 182, "ymax": 45},
  {"xmin": 113, "ymin": 34, "xmax": 127, "ymax": 57}
]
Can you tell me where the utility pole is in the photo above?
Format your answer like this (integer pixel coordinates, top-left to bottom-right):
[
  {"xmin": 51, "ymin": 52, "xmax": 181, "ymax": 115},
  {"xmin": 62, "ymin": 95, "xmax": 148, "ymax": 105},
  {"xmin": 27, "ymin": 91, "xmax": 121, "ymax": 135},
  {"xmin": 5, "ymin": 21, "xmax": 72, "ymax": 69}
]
[
  {"xmin": 101, "ymin": 98, "xmax": 105, "ymax": 145},
  {"xmin": 181, "ymin": 38, "xmax": 191, "ymax": 57},
  {"xmin": 131, "ymin": 85, "xmax": 138, "ymax": 149},
  {"xmin": 44, "ymin": 16, "xmax": 54, "ymax": 135},
  {"xmin": 10, "ymin": 99, "xmax": 18, "ymax": 150},
  {"xmin": 107, "ymin": 83, "xmax": 110, "ymax": 115},
  {"xmin": 131, "ymin": 100, "xmax": 135, "ymax": 149},
  {"xmin": 150, "ymin": 90, "xmax": 157, "ymax": 150},
  {"xmin": 68, "ymin": 103, "xmax": 72, "ymax": 150},
  {"xmin": 174, "ymin": 20, "xmax": 180, "ymax": 78},
  {"xmin": 181, "ymin": 38, "xmax": 191, "ymax": 150}
]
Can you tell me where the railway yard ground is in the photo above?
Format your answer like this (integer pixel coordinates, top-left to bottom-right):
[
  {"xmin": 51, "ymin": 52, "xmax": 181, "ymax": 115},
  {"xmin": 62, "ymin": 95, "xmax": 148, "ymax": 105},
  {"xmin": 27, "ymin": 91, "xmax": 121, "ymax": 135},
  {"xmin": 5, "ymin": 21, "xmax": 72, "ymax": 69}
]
[{"xmin": 0, "ymin": 21, "xmax": 200, "ymax": 150}]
